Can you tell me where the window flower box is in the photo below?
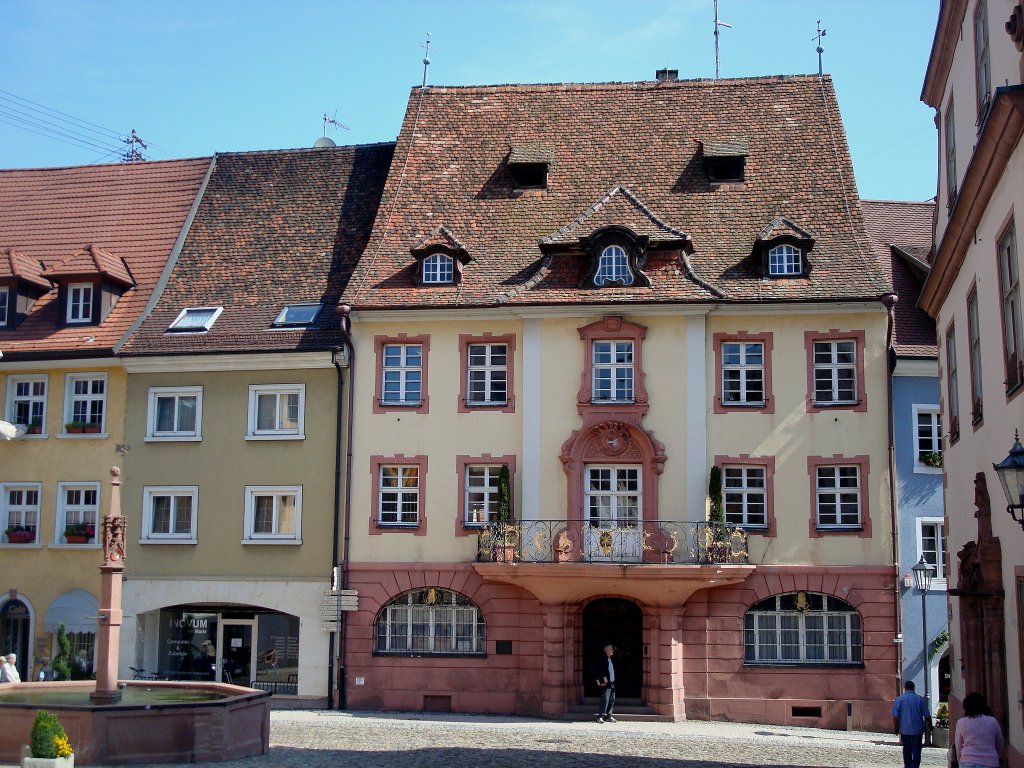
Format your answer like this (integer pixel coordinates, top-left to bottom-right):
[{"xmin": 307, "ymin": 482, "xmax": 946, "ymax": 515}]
[
  {"xmin": 63, "ymin": 523, "xmax": 94, "ymax": 544},
  {"xmin": 920, "ymin": 451, "xmax": 943, "ymax": 468},
  {"xmin": 26, "ymin": 421, "xmax": 43, "ymax": 435},
  {"xmin": 5, "ymin": 528, "xmax": 36, "ymax": 544}
]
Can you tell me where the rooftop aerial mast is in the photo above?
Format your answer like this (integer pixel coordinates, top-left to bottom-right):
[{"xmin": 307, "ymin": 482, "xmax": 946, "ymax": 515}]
[{"xmin": 714, "ymin": 1, "xmax": 732, "ymax": 80}]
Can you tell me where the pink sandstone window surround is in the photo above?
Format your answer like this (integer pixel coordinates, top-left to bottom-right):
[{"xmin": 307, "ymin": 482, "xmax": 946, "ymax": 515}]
[
  {"xmin": 369, "ymin": 454, "xmax": 428, "ymax": 536},
  {"xmin": 458, "ymin": 333, "xmax": 517, "ymax": 413},
  {"xmin": 373, "ymin": 334, "xmax": 430, "ymax": 414},
  {"xmin": 803, "ymin": 329, "xmax": 867, "ymax": 413},
  {"xmin": 806, "ymin": 454, "xmax": 871, "ymax": 539},
  {"xmin": 714, "ymin": 454, "xmax": 777, "ymax": 537},
  {"xmin": 713, "ymin": 331, "xmax": 774, "ymax": 414},
  {"xmin": 454, "ymin": 454, "xmax": 516, "ymax": 537},
  {"xmin": 576, "ymin": 317, "xmax": 649, "ymax": 413}
]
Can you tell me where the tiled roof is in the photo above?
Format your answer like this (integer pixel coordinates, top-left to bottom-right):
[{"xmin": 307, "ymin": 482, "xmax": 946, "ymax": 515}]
[
  {"xmin": 509, "ymin": 144, "xmax": 556, "ymax": 164},
  {"xmin": 702, "ymin": 138, "xmax": 749, "ymax": 157},
  {"xmin": 0, "ymin": 158, "xmax": 212, "ymax": 356},
  {"xmin": 343, "ymin": 76, "xmax": 889, "ymax": 310},
  {"xmin": 411, "ymin": 226, "xmax": 470, "ymax": 259},
  {"xmin": 123, "ymin": 144, "xmax": 394, "ymax": 356},
  {"xmin": 42, "ymin": 244, "xmax": 135, "ymax": 287},
  {"xmin": 861, "ymin": 199, "xmax": 937, "ymax": 358},
  {"xmin": 0, "ymin": 249, "xmax": 49, "ymax": 290},
  {"xmin": 540, "ymin": 186, "xmax": 692, "ymax": 248},
  {"xmin": 756, "ymin": 217, "xmax": 815, "ymax": 243}
]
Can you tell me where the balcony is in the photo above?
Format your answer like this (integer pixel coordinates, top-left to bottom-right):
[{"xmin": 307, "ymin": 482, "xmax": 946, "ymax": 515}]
[{"xmin": 475, "ymin": 520, "xmax": 748, "ymax": 565}]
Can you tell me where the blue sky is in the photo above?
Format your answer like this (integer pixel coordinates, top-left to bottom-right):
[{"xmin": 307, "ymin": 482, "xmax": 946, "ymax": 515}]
[{"xmin": 2, "ymin": 1, "xmax": 938, "ymax": 201}]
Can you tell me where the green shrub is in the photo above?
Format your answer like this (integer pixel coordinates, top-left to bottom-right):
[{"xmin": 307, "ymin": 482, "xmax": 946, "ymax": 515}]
[
  {"xmin": 30, "ymin": 710, "xmax": 68, "ymax": 759},
  {"xmin": 52, "ymin": 623, "xmax": 73, "ymax": 681}
]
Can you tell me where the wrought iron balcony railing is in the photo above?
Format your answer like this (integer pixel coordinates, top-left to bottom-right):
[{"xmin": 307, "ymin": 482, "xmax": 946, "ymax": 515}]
[{"xmin": 476, "ymin": 520, "xmax": 748, "ymax": 565}]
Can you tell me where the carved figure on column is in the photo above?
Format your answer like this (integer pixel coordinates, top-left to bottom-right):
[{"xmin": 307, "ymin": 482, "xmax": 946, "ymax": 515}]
[{"xmin": 102, "ymin": 466, "xmax": 127, "ymax": 567}]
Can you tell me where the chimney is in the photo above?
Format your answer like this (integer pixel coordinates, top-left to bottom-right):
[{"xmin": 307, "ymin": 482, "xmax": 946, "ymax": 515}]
[{"xmin": 655, "ymin": 68, "xmax": 679, "ymax": 82}]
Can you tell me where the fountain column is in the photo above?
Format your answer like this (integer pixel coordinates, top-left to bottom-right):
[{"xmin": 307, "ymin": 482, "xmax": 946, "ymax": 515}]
[{"xmin": 91, "ymin": 467, "xmax": 126, "ymax": 704}]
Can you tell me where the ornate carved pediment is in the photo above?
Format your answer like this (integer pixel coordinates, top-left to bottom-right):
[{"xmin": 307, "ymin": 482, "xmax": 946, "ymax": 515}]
[{"xmin": 952, "ymin": 472, "xmax": 1003, "ymax": 597}]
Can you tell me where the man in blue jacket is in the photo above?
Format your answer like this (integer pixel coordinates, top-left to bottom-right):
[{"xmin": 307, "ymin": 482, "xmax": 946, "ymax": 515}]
[{"xmin": 892, "ymin": 680, "xmax": 932, "ymax": 768}]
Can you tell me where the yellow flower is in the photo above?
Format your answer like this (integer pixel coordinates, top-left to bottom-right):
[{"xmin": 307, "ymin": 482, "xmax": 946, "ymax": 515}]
[{"xmin": 53, "ymin": 734, "xmax": 73, "ymax": 758}]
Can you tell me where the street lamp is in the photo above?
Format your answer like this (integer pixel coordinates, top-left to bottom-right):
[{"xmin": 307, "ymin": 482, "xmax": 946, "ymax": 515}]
[
  {"xmin": 993, "ymin": 431, "xmax": 1024, "ymax": 531},
  {"xmin": 912, "ymin": 555, "xmax": 937, "ymax": 745}
]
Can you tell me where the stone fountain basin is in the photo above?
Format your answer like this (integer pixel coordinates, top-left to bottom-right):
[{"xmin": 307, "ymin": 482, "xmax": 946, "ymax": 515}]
[{"xmin": 0, "ymin": 680, "xmax": 270, "ymax": 765}]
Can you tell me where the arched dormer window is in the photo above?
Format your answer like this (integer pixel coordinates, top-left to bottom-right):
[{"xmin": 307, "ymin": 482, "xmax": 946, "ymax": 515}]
[
  {"xmin": 594, "ymin": 245, "xmax": 634, "ymax": 287},
  {"xmin": 422, "ymin": 253, "xmax": 454, "ymax": 284},
  {"xmin": 767, "ymin": 244, "xmax": 802, "ymax": 276},
  {"xmin": 744, "ymin": 592, "xmax": 862, "ymax": 665},
  {"xmin": 753, "ymin": 218, "xmax": 815, "ymax": 279},
  {"xmin": 375, "ymin": 588, "xmax": 486, "ymax": 655}
]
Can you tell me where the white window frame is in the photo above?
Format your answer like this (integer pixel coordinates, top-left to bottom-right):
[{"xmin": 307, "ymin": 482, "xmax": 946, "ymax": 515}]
[
  {"xmin": 141, "ymin": 486, "xmax": 198, "ymax": 544},
  {"xmin": 917, "ymin": 517, "xmax": 948, "ymax": 590},
  {"xmin": 464, "ymin": 464, "xmax": 501, "ymax": 526},
  {"xmin": 812, "ymin": 340, "xmax": 857, "ymax": 405},
  {"xmin": 744, "ymin": 594, "xmax": 863, "ymax": 665},
  {"xmin": 375, "ymin": 589, "xmax": 486, "ymax": 656},
  {"xmin": 912, "ymin": 404, "xmax": 942, "ymax": 474},
  {"xmin": 721, "ymin": 341, "xmax": 765, "ymax": 406},
  {"xmin": 381, "ymin": 344, "xmax": 423, "ymax": 406},
  {"xmin": 378, "ymin": 465, "xmax": 420, "ymax": 527},
  {"xmin": 146, "ymin": 386, "xmax": 203, "ymax": 441},
  {"xmin": 767, "ymin": 244, "xmax": 802, "ymax": 276},
  {"xmin": 592, "ymin": 340, "xmax": 634, "ymax": 403},
  {"xmin": 5, "ymin": 374, "xmax": 47, "ymax": 435},
  {"xmin": 723, "ymin": 466, "xmax": 767, "ymax": 528},
  {"xmin": 166, "ymin": 306, "xmax": 223, "ymax": 334},
  {"xmin": 0, "ymin": 286, "xmax": 8, "ymax": 327},
  {"xmin": 55, "ymin": 482, "xmax": 100, "ymax": 546},
  {"xmin": 244, "ymin": 486, "xmax": 302, "ymax": 544},
  {"xmin": 815, "ymin": 465, "xmax": 861, "ymax": 529},
  {"xmin": 66, "ymin": 282, "xmax": 93, "ymax": 324},
  {"xmin": 585, "ymin": 465, "xmax": 641, "ymax": 528},
  {"xmin": 422, "ymin": 253, "xmax": 454, "ymax": 284},
  {"xmin": 246, "ymin": 384, "xmax": 305, "ymax": 440},
  {"xmin": 62, "ymin": 372, "xmax": 107, "ymax": 434},
  {"xmin": 466, "ymin": 343, "xmax": 508, "ymax": 406},
  {"xmin": 1, "ymin": 483, "xmax": 42, "ymax": 545},
  {"xmin": 594, "ymin": 244, "xmax": 634, "ymax": 286}
]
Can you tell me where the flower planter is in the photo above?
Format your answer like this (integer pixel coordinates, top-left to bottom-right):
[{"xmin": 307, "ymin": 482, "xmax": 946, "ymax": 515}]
[
  {"xmin": 931, "ymin": 726, "xmax": 949, "ymax": 749},
  {"xmin": 64, "ymin": 426, "xmax": 84, "ymax": 434},
  {"xmin": 20, "ymin": 746, "xmax": 74, "ymax": 768},
  {"xmin": 26, "ymin": 425, "xmax": 42, "ymax": 435},
  {"xmin": 64, "ymin": 535, "xmax": 91, "ymax": 545},
  {"xmin": 82, "ymin": 424, "xmax": 101, "ymax": 434},
  {"xmin": 6, "ymin": 532, "xmax": 36, "ymax": 544}
]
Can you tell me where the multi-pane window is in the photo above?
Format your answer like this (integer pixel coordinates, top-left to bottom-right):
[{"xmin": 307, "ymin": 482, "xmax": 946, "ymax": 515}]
[
  {"xmin": 379, "ymin": 466, "xmax": 420, "ymax": 526},
  {"xmin": 245, "ymin": 487, "xmax": 300, "ymax": 541},
  {"xmin": 592, "ymin": 341, "xmax": 634, "ymax": 402},
  {"xmin": 944, "ymin": 100, "xmax": 957, "ymax": 204},
  {"xmin": 58, "ymin": 483, "xmax": 99, "ymax": 544},
  {"xmin": 813, "ymin": 340, "xmax": 857, "ymax": 404},
  {"xmin": 0, "ymin": 286, "xmax": 8, "ymax": 326},
  {"xmin": 919, "ymin": 519, "xmax": 948, "ymax": 583},
  {"xmin": 6, "ymin": 375, "xmax": 46, "ymax": 432},
  {"xmin": 147, "ymin": 387, "xmax": 201, "ymax": 439},
  {"xmin": 381, "ymin": 344, "xmax": 422, "ymax": 405},
  {"xmin": 465, "ymin": 465, "xmax": 500, "ymax": 526},
  {"xmin": 999, "ymin": 223, "xmax": 1023, "ymax": 392},
  {"xmin": 2, "ymin": 485, "xmax": 41, "ymax": 543},
  {"xmin": 422, "ymin": 253, "xmax": 454, "ymax": 284},
  {"xmin": 65, "ymin": 374, "xmax": 106, "ymax": 430},
  {"xmin": 722, "ymin": 342, "xmax": 764, "ymax": 405},
  {"xmin": 974, "ymin": 0, "xmax": 991, "ymax": 117},
  {"xmin": 914, "ymin": 406, "xmax": 942, "ymax": 470},
  {"xmin": 67, "ymin": 283, "xmax": 93, "ymax": 323},
  {"xmin": 946, "ymin": 325, "xmax": 960, "ymax": 442},
  {"xmin": 594, "ymin": 245, "xmax": 634, "ymax": 286},
  {"xmin": 248, "ymin": 384, "xmax": 303, "ymax": 438},
  {"xmin": 375, "ymin": 589, "xmax": 485, "ymax": 655},
  {"xmin": 586, "ymin": 465, "xmax": 640, "ymax": 528},
  {"xmin": 466, "ymin": 343, "xmax": 508, "ymax": 406},
  {"xmin": 767, "ymin": 244, "xmax": 802, "ymax": 276},
  {"xmin": 723, "ymin": 466, "xmax": 766, "ymax": 528},
  {"xmin": 142, "ymin": 487, "xmax": 198, "ymax": 542},
  {"xmin": 744, "ymin": 593, "xmax": 862, "ymax": 665},
  {"xmin": 967, "ymin": 287, "xmax": 984, "ymax": 421},
  {"xmin": 815, "ymin": 466, "xmax": 861, "ymax": 529}
]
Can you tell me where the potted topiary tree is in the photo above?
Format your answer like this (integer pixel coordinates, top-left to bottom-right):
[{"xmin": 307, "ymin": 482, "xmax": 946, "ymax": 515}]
[
  {"xmin": 706, "ymin": 466, "xmax": 731, "ymax": 562},
  {"xmin": 493, "ymin": 464, "xmax": 517, "ymax": 562},
  {"xmin": 51, "ymin": 623, "xmax": 73, "ymax": 682},
  {"xmin": 23, "ymin": 710, "xmax": 74, "ymax": 768}
]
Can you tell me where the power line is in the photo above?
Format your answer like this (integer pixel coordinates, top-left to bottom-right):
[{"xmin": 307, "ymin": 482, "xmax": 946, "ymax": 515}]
[
  {"xmin": 0, "ymin": 105, "xmax": 123, "ymax": 155},
  {"xmin": 0, "ymin": 114, "xmax": 121, "ymax": 156},
  {"xmin": 0, "ymin": 88, "xmax": 123, "ymax": 140}
]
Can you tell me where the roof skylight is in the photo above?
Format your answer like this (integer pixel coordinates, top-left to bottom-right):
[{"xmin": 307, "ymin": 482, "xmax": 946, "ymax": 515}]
[
  {"xmin": 272, "ymin": 303, "xmax": 323, "ymax": 328},
  {"xmin": 166, "ymin": 306, "xmax": 223, "ymax": 333}
]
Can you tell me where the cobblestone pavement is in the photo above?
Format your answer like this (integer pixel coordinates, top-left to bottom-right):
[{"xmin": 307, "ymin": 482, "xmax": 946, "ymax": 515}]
[{"xmin": 12, "ymin": 710, "xmax": 946, "ymax": 768}]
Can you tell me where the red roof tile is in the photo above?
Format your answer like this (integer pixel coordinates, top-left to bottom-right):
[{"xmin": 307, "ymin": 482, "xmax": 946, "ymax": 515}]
[
  {"xmin": 0, "ymin": 249, "xmax": 49, "ymax": 290},
  {"xmin": 41, "ymin": 244, "xmax": 134, "ymax": 287}
]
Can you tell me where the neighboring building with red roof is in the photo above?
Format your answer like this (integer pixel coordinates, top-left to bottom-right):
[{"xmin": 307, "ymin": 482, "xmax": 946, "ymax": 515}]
[
  {"xmin": 0, "ymin": 157, "xmax": 212, "ymax": 683},
  {"xmin": 337, "ymin": 75, "xmax": 899, "ymax": 728}
]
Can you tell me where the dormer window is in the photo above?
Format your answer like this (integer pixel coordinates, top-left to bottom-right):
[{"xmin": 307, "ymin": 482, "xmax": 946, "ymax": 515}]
[
  {"xmin": 508, "ymin": 144, "xmax": 553, "ymax": 192},
  {"xmin": 594, "ymin": 245, "xmax": 635, "ymax": 287},
  {"xmin": 273, "ymin": 303, "xmax": 322, "ymax": 328},
  {"xmin": 422, "ymin": 253, "xmax": 454, "ymax": 284},
  {"xmin": 768, "ymin": 244, "xmax": 803, "ymax": 276},
  {"xmin": 41, "ymin": 245, "xmax": 134, "ymax": 328},
  {"xmin": 67, "ymin": 283, "xmax": 93, "ymax": 324},
  {"xmin": 167, "ymin": 306, "xmax": 223, "ymax": 334},
  {"xmin": 0, "ymin": 287, "xmax": 8, "ymax": 327},
  {"xmin": 702, "ymin": 139, "xmax": 748, "ymax": 185}
]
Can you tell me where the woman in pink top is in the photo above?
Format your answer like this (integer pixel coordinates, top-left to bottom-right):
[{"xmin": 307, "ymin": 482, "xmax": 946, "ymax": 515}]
[{"xmin": 955, "ymin": 692, "xmax": 1003, "ymax": 768}]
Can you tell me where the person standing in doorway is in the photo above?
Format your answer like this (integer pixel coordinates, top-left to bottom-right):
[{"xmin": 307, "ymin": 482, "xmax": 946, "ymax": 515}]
[
  {"xmin": 595, "ymin": 644, "xmax": 616, "ymax": 723},
  {"xmin": 0, "ymin": 653, "xmax": 21, "ymax": 683},
  {"xmin": 892, "ymin": 680, "xmax": 932, "ymax": 768}
]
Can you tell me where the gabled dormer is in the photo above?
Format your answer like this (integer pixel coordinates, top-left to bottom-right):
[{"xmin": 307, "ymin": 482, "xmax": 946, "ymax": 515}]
[
  {"xmin": 40, "ymin": 244, "xmax": 135, "ymax": 327},
  {"xmin": 410, "ymin": 227, "xmax": 471, "ymax": 286},
  {"xmin": 753, "ymin": 218, "xmax": 816, "ymax": 278},
  {"xmin": 507, "ymin": 143, "xmax": 554, "ymax": 191},
  {"xmin": 701, "ymin": 138, "xmax": 748, "ymax": 187},
  {"xmin": 0, "ymin": 248, "xmax": 51, "ymax": 330}
]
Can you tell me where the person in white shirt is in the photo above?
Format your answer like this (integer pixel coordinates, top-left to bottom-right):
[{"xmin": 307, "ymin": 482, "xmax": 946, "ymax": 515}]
[{"xmin": 0, "ymin": 652, "xmax": 21, "ymax": 683}]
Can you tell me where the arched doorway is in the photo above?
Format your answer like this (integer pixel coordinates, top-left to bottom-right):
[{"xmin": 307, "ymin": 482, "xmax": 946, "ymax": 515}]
[
  {"xmin": 938, "ymin": 651, "xmax": 951, "ymax": 704},
  {"xmin": 582, "ymin": 598, "xmax": 643, "ymax": 699},
  {"xmin": 0, "ymin": 598, "xmax": 32, "ymax": 681}
]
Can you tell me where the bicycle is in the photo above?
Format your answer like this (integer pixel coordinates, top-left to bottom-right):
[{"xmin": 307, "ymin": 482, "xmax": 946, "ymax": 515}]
[{"xmin": 129, "ymin": 666, "xmax": 146, "ymax": 680}]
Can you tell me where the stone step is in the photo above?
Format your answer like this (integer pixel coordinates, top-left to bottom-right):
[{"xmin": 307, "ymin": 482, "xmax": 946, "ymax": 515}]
[{"xmin": 566, "ymin": 701, "xmax": 673, "ymax": 722}]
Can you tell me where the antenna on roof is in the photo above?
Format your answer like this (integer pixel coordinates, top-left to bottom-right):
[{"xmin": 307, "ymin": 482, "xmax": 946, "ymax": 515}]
[
  {"xmin": 420, "ymin": 32, "xmax": 437, "ymax": 88},
  {"xmin": 121, "ymin": 129, "xmax": 147, "ymax": 162},
  {"xmin": 813, "ymin": 20, "xmax": 827, "ymax": 78},
  {"xmin": 323, "ymin": 111, "xmax": 350, "ymax": 134},
  {"xmin": 713, "ymin": 0, "xmax": 732, "ymax": 80}
]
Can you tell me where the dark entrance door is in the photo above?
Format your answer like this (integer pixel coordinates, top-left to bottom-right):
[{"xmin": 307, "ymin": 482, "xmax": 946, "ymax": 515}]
[
  {"xmin": 1, "ymin": 599, "xmax": 31, "ymax": 681},
  {"xmin": 582, "ymin": 598, "xmax": 643, "ymax": 699}
]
